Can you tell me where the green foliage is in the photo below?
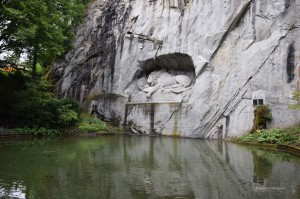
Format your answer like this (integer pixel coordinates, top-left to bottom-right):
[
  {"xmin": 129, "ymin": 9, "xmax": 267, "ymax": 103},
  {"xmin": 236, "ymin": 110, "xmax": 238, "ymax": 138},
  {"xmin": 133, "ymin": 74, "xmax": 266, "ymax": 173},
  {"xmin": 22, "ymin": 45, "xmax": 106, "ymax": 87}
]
[
  {"xmin": 0, "ymin": 70, "xmax": 29, "ymax": 126},
  {"xmin": 289, "ymin": 92, "xmax": 300, "ymax": 110},
  {"xmin": 0, "ymin": 71, "xmax": 81, "ymax": 130},
  {"xmin": 77, "ymin": 115, "xmax": 108, "ymax": 133},
  {"xmin": 36, "ymin": 63, "xmax": 44, "ymax": 76},
  {"xmin": 13, "ymin": 127, "xmax": 60, "ymax": 136},
  {"xmin": 0, "ymin": 0, "xmax": 91, "ymax": 77},
  {"xmin": 237, "ymin": 126, "xmax": 300, "ymax": 145},
  {"xmin": 58, "ymin": 105, "xmax": 79, "ymax": 127},
  {"xmin": 252, "ymin": 105, "xmax": 272, "ymax": 131},
  {"xmin": 256, "ymin": 129, "xmax": 293, "ymax": 144},
  {"xmin": 12, "ymin": 90, "xmax": 81, "ymax": 129}
]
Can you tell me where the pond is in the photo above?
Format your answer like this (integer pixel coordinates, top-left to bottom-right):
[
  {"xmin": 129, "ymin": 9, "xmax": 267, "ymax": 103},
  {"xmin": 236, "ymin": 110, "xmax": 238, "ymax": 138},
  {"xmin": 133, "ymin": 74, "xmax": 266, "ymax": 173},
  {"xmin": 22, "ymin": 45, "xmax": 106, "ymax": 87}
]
[{"xmin": 0, "ymin": 135, "xmax": 299, "ymax": 199}]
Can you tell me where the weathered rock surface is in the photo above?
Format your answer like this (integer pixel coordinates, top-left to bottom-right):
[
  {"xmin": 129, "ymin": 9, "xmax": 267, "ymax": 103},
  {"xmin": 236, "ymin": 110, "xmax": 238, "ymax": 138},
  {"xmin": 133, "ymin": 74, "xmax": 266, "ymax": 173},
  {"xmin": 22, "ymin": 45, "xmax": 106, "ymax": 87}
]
[{"xmin": 53, "ymin": 0, "xmax": 300, "ymax": 138}]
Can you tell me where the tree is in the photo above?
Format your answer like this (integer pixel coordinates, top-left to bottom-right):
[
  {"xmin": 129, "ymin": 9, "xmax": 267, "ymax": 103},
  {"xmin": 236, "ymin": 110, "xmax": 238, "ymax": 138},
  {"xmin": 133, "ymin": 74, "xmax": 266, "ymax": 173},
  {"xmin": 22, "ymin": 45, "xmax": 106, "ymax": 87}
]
[{"xmin": 0, "ymin": 0, "xmax": 89, "ymax": 78}]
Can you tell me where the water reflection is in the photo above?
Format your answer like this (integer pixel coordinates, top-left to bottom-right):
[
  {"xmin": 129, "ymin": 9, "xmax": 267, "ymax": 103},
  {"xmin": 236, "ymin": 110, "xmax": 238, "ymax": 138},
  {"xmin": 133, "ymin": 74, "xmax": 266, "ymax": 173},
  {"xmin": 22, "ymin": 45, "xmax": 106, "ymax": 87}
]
[
  {"xmin": 0, "ymin": 136, "xmax": 299, "ymax": 199},
  {"xmin": 252, "ymin": 151, "xmax": 273, "ymax": 185},
  {"xmin": 0, "ymin": 182, "xmax": 26, "ymax": 199}
]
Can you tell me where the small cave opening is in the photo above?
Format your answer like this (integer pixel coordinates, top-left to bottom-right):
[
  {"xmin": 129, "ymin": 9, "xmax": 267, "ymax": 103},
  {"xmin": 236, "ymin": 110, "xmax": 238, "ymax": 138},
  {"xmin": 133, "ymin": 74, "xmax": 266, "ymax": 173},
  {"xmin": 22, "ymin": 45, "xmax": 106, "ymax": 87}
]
[
  {"xmin": 141, "ymin": 53, "xmax": 195, "ymax": 76},
  {"xmin": 136, "ymin": 53, "xmax": 196, "ymax": 97},
  {"xmin": 287, "ymin": 42, "xmax": 295, "ymax": 83}
]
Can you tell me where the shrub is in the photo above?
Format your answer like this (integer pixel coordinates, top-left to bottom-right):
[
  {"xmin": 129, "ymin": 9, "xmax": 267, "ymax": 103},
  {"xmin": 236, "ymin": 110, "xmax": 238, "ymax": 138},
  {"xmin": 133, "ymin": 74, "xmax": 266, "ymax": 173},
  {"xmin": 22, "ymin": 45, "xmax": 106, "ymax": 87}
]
[
  {"xmin": 58, "ymin": 105, "xmax": 79, "ymax": 127},
  {"xmin": 237, "ymin": 128, "xmax": 294, "ymax": 145},
  {"xmin": 256, "ymin": 129, "xmax": 293, "ymax": 144},
  {"xmin": 10, "ymin": 79, "xmax": 81, "ymax": 129},
  {"xmin": 77, "ymin": 115, "xmax": 108, "ymax": 133},
  {"xmin": 0, "ymin": 70, "xmax": 82, "ymax": 131},
  {"xmin": 0, "ymin": 71, "xmax": 29, "ymax": 127},
  {"xmin": 253, "ymin": 105, "xmax": 272, "ymax": 132},
  {"xmin": 13, "ymin": 127, "xmax": 60, "ymax": 136}
]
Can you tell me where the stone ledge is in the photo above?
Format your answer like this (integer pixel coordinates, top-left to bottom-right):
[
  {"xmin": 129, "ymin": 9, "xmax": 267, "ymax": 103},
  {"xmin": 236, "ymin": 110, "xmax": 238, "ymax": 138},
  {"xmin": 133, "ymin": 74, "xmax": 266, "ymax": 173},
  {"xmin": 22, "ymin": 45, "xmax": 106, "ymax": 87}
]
[{"xmin": 127, "ymin": 101, "xmax": 181, "ymax": 105}]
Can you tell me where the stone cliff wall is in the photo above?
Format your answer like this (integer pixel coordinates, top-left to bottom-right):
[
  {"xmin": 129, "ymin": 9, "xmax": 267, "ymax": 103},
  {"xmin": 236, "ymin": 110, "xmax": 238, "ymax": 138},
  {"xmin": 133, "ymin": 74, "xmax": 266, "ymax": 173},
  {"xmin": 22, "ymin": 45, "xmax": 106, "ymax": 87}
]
[{"xmin": 53, "ymin": 0, "xmax": 300, "ymax": 138}]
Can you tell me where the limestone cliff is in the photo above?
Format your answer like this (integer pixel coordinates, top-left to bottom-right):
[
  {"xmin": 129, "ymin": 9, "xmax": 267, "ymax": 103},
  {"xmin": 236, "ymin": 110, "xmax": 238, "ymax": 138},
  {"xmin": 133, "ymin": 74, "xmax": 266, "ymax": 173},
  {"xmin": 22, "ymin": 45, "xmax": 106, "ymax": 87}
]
[{"xmin": 53, "ymin": 0, "xmax": 300, "ymax": 138}]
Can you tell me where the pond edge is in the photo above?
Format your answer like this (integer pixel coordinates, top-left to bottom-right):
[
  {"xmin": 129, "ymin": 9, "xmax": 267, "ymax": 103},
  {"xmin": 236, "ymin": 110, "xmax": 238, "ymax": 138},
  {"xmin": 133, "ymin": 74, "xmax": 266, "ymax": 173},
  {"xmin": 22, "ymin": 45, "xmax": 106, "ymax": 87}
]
[{"xmin": 230, "ymin": 140, "xmax": 300, "ymax": 157}]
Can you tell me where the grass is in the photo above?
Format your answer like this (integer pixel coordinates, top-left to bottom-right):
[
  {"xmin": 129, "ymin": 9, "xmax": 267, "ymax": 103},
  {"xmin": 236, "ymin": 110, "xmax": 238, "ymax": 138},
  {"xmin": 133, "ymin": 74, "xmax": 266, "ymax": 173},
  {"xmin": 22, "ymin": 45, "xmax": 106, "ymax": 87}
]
[
  {"xmin": 77, "ymin": 114, "xmax": 108, "ymax": 133},
  {"xmin": 75, "ymin": 113, "xmax": 123, "ymax": 134},
  {"xmin": 8, "ymin": 114, "xmax": 124, "ymax": 136},
  {"xmin": 234, "ymin": 125, "xmax": 300, "ymax": 148},
  {"xmin": 12, "ymin": 127, "xmax": 60, "ymax": 136}
]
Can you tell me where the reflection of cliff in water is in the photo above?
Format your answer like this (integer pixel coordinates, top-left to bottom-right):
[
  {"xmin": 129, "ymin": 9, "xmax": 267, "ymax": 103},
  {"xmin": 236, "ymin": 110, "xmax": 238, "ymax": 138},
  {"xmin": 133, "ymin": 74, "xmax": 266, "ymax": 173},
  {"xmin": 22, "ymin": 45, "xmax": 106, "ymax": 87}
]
[
  {"xmin": 297, "ymin": 186, "xmax": 300, "ymax": 198},
  {"xmin": 0, "ymin": 137, "xmax": 300, "ymax": 199}
]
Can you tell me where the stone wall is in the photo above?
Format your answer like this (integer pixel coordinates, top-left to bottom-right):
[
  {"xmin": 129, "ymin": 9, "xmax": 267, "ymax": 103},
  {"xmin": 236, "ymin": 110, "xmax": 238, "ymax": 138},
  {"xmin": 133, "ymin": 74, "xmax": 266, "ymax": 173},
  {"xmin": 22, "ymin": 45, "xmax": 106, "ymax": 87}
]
[{"xmin": 53, "ymin": 0, "xmax": 300, "ymax": 138}]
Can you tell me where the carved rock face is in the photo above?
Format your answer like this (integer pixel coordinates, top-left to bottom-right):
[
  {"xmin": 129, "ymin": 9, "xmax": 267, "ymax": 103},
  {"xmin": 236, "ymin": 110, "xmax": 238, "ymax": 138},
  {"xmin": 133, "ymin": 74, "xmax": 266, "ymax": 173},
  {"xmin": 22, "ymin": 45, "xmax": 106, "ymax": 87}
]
[
  {"xmin": 137, "ymin": 77, "xmax": 147, "ymax": 90},
  {"xmin": 145, "ymin": 70, "xmax": 192, "ymax": 88},
  {"xmin": 147, "ymin": 70, "xmax": 162, "ymax": 86},
  {"xmin": 139, "ymin": 69, "xmax": 193, "ymax": 97},
  {"xmin": 175, "ymin": 75, "xmax": 191, "ymax": 87},
  {"xmin": 158, "ymin": 72, "xmax": 177, "ymax": 87},
  {"xmin": 54, "ymin": 0, "xmax": 300, "ymax": 138}
]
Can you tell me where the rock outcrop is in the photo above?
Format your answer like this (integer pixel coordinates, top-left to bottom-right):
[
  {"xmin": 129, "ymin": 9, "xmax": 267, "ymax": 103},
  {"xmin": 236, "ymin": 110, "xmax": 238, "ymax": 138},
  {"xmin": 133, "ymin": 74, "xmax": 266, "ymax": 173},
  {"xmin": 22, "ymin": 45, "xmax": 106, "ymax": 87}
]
[{"xmin": 53, "ymin": 0, "xmax": 300, "ymax": 138}]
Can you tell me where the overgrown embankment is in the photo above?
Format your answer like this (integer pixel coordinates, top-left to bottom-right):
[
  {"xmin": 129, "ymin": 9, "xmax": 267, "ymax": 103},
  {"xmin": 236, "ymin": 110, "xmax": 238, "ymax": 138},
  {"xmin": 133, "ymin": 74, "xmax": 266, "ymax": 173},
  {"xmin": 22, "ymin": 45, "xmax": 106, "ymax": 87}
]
[
  {"xmin": 70, "ymin": 114, "xmax": 123, "ymax": 135},
  {"xmin": 0, "ymin": 70, "xmax": 120, "ymax": 137},
  {"xmin": 234, "ymin": 126, "xmax": 300, "ymax": 156},
  {"xmin": 0, "ymin": 70, "xmax": 80, "ymax": 133}
]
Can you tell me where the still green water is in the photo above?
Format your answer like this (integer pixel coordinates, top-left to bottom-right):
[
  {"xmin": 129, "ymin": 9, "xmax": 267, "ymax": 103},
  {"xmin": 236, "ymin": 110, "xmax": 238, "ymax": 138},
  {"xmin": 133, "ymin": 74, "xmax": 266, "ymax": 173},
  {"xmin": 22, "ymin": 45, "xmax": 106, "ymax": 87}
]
[{"xmin": 0, "ymin": 135, "xmax": 299, "ymax": 199}]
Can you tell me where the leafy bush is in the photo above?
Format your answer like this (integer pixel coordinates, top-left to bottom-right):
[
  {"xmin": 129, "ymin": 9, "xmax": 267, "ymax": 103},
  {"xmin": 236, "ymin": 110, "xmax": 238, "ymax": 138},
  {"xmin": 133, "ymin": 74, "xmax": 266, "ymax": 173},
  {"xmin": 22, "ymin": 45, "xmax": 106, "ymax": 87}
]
[
  {"xmin": 253, "ymin": 105, "xmax": 272, "ymax": 131},
  {"xmin": 58, "ymin": 105, "xmax": 79, "ymax": 127},
  {"xmin": 77, "ymin": 115, "xmax": 108, "ymax": 133},
  {"xmin": 237, "ymin": 127, "xmax": 298, "ymax": 145},
  {"xmin": 12, "ymin": 92, "xmax": 81, "ymax": 129},
  {"xmin": 0, "ymin": 71, "xmax": 81, "ymax": 130},
  {"xmin": 256, "ymin": 129, "xmax": 293, "ymax": 144},
  {"xmin": 13, "ymin": 127, "xmax": 60, "ymax": 136},
  {"xmin": 0, "ymin": 71, "xmax": 29, "ymax": 127}
]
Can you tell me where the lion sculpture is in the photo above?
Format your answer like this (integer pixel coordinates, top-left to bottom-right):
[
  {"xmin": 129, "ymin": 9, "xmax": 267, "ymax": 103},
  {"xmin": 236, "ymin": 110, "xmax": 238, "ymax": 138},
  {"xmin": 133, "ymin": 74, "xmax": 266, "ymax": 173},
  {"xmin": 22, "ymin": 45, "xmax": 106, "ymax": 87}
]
[{"xmin": 138, "ymin": 70, "xmax": 192, "ymax": 97}]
